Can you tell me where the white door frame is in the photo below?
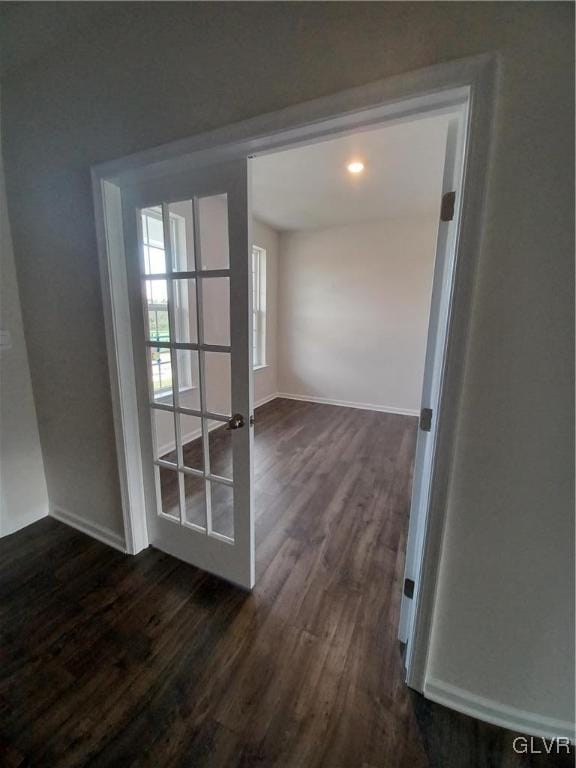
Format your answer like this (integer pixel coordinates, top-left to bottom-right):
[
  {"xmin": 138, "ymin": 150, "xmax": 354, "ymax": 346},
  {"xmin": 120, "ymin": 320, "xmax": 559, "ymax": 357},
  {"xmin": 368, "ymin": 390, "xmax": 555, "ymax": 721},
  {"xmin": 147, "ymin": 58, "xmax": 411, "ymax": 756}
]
[
  {"xmin": 91, "ymin": 53, "xmax": 497, "ymax": 691},
  {"xmin": 397, "ymin": 108, "xmax": 468, "ymax": 683}
]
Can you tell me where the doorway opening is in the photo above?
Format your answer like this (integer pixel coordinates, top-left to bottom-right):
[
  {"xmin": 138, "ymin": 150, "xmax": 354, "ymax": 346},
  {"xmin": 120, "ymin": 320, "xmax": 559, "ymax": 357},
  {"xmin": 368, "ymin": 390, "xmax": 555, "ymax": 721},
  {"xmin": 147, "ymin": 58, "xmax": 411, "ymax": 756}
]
[
  {"xmin": 142, "ymin": 108, "xmax": 464, "ymax": 681},
  {"xmin": 248, "ymin": 109, "xmax": 455, "ymax": 665},
  {"xmin": 93, "ymin": 58, "xmax": 494, "ymax": 695}
]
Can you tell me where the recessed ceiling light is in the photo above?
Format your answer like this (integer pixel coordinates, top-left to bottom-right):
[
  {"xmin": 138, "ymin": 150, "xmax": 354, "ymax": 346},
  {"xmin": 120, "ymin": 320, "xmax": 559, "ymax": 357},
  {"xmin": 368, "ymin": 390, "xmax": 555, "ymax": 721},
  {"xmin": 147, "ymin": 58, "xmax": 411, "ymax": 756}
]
[{"xmin": 347, "ymin": 161, "xmax": 365, "ymax": 174}]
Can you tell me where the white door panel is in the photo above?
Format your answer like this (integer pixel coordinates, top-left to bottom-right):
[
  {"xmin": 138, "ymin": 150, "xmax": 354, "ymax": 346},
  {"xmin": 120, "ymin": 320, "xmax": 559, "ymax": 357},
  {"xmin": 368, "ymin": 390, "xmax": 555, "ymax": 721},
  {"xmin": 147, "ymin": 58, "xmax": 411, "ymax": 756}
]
[{"xmin": 122, "ymin": 159, "xmax": 254, "ymax": 589}]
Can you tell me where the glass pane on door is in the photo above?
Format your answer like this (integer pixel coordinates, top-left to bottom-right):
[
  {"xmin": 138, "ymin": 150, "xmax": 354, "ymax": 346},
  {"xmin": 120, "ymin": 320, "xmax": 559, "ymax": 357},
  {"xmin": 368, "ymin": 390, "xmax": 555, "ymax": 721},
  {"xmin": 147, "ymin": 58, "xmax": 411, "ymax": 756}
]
[
  {"xmin": 210, "ymin": 482, "xmax": 234, "ymax": 540},
  {"xmin": 158, "ymin": 466, "xmax": 180, "ymax": 520},
  {"xmin": 180, "ymin": 413, "xmax": 203, "ymax": 471},
  {"xmin": 202, "ymin": 277, "xmax": 230, "ymax": 346},
  {"xmin": 176, "ymin": 350, "xmax": 201, "ymax": 409},
  {"xmin": 197, "ymin": 194, "xmax": 229, "ymax": 270},
  {"xmin": 167, "ymin": 200, "xmax": 195, "ymax": 272},
  {"xmin": 144, "ymin": 280, "xmax": 170, "ymax": 343},
  {"xmin": 148, "ymin": 346, "xmax": 174, "ymax": 405},
  {"xmin": 172, "ymin": 279, "xmax": 198, "ymax": 344},
  {"xmin": 204, "ymin": 352, "xmax": 232, "ymax": 416},
  {"xmin": 208, "ymin": 422, "xmax": 233, "ymax": 481},
  {"xmin": 138, "ymin": 195, "xmax": 237, "ymax": 544},
  {"xmin": 141, "ymin": 207, "xmax": 166, "ymax": 274},
  {"xmin": 152, "ymin": 409, "xmax": 177, "ymax": 464},
  {"xmin": 183, "ymin": 473, "xmax": 207, "ymax": 530}
]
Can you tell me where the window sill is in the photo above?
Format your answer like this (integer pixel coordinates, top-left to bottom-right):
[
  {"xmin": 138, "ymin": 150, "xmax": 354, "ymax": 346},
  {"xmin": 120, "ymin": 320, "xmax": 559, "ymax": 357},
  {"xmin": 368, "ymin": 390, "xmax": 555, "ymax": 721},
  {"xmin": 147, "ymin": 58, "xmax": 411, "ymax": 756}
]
[
  {"xmin": 253, "ymin": 364, "xmax": 269, "ymax": 372},
  {"xmin": 154, "ymin": 385, "xmax": 198, "ymax": 404}
]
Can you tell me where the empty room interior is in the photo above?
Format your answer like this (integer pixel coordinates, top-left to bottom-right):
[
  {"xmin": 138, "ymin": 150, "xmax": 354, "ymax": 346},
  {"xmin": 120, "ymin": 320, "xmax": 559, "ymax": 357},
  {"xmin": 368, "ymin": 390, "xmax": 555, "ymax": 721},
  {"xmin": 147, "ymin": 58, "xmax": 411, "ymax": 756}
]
[
  {"xmin": 150, "ymin": 115, "xmax": 448, "ymax": 579},
  {"xmin": 0, "ymin": 4, "xmax": 573, "ymax": 768},
  {"xmin": 249, "ymin": 117, "xmax": 446, "ymax": 590}
]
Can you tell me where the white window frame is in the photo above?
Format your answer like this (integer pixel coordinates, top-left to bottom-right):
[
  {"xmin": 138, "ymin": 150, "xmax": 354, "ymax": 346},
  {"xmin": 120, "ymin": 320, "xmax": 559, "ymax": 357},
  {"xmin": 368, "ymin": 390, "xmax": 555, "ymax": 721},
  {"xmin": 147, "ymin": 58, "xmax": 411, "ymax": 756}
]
[
  {"xmin": 252, "ymin": 245, "xmax": 267, "ymax": 370},
  {"xmin": 141, "ymin": 207, "xmax": 193, "ymax": 396}
]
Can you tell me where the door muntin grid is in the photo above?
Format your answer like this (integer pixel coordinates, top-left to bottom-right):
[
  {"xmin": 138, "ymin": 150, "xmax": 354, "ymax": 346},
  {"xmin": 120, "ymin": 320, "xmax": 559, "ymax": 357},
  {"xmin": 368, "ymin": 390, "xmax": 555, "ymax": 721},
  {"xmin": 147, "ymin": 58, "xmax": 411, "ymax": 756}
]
[{"xmin": 139, "ymin": 196, "xmax": 235, "ymax": 543}]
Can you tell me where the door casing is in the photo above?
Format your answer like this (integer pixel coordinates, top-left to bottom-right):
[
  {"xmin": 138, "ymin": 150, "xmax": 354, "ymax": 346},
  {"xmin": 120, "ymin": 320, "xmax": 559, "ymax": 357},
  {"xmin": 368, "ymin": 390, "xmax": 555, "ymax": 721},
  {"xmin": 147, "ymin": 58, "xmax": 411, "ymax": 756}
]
[{"xmin": 91, "ymin": 53, "xmax": 497, "ymax": 692}]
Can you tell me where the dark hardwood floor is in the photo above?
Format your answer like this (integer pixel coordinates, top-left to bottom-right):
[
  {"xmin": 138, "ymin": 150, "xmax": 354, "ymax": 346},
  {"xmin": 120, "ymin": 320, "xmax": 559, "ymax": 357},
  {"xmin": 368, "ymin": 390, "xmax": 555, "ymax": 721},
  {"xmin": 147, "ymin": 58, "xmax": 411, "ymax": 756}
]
[{"xmin": 0, "ymin": 398, "xmax": 572, "ymax": 768}]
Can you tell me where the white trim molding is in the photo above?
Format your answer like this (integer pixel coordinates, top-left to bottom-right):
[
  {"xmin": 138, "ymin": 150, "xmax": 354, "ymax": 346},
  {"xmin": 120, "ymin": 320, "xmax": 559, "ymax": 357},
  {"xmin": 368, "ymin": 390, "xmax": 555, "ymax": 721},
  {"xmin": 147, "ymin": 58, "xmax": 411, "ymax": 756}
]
[
  {"xmin": 276, "ymin": 392, "xmax": 419, "ymax": 417},
  {"xmin": 50, "ymin": 506, "xmax": 127, "ymax": 554},
  {"xmin": 254, "ymin": 392, "xmax": 280, "ymax": 409},
  {"xmin": 92, "ymin": 178, "xmax": 148, "ymax": 555},
  {"xmin": 426, "ymin": 678, "xmax": 576, "ymax": 743}
]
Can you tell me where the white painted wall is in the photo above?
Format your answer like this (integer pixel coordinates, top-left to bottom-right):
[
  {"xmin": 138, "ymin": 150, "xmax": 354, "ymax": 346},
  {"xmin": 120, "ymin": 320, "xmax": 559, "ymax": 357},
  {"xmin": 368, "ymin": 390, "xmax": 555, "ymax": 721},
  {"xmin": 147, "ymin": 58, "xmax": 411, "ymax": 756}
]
[
  {"xmin": 1, "ymin": 2, "xmax": 573, "ymax": 738},
  {"xmin": 0, "ymin": 103, "xmax": 48, "ymax": 537},
  {"xmin": 277, "ymin": 216, "xmax": 438, "ymax": 414}
]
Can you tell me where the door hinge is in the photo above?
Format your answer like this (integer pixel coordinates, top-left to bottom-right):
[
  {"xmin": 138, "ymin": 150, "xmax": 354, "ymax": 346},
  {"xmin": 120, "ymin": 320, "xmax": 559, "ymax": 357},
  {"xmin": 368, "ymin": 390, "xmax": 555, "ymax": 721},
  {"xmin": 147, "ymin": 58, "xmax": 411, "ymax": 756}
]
[
  {"xmin": 404, "ymin": 578, "xmax": 415, "ymax": 599},
  {"xmin": 440, "ymin": 190, "xmax": 456, "ymax": 222},
  {"xmin": 420, "ymin": 407, "xmax": 433, "ymax": 432}
]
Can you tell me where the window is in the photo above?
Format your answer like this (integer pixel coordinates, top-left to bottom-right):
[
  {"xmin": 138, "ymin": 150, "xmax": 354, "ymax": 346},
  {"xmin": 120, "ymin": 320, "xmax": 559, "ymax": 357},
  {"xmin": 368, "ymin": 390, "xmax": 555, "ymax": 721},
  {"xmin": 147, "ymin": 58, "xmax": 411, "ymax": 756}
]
[
  {"xmin": 142, "ymin": 207, "xmax": 192, "ymax": 397},
  {"xmin": 252, "ymin": 246, "xmax": 267, "ymax": 368}
]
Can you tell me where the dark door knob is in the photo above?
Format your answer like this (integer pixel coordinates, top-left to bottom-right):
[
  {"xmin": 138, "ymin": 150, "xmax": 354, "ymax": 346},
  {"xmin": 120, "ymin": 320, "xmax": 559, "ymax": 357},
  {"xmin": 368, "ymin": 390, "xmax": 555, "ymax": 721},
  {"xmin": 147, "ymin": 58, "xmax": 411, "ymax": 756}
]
[{"xmin": 227, "ymin": 413, "xmax": 245, "ymax": 430}]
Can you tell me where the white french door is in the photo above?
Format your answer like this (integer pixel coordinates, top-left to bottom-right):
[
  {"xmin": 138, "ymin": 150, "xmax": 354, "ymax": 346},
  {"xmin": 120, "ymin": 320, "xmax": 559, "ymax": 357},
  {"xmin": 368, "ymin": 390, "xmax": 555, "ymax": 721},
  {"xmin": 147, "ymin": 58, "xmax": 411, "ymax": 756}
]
[{"xmin": 122, "ymin": 159, "xmax": 254, "ymax": 589}]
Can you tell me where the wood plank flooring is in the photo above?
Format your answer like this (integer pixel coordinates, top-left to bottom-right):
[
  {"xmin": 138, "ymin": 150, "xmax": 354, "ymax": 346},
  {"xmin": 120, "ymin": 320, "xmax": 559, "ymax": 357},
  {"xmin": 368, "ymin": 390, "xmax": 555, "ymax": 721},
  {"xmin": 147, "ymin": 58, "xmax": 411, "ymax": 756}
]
[{"xmin": 0, "ymin": 398, "xmax": 572, "ymax": 768}]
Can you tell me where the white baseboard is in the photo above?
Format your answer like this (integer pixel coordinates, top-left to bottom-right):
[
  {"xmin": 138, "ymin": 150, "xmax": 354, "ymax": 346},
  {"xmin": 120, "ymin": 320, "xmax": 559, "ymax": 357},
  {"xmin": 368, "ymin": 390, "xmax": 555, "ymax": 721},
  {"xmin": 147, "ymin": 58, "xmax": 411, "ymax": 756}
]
[
  {"xmin": 50, "ymin": 505, "xmax": 127, "ymax": 553},
  {"xmin": 276, "ymin": 392, "xmax": 419, "ymax": 417},
  {"xmin": 157, "ymin": 390, "xmax": 414, "ymax": 457},
  {"xmin": 425, "ymin": 678, "xmax": 575, "ymax": 742},
  {"xmin": 254, "ymin": 392, "xmax": 280, "ymax": 408}
]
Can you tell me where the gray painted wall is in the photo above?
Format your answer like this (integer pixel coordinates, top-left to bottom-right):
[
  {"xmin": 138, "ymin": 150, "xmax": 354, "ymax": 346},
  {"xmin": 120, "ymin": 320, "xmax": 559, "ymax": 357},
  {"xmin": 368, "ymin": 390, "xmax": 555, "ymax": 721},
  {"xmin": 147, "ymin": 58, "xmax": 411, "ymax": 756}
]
[
  {"xmin": 0, "ymin": 98, "xmax": 48, "ymax": 536},
  {"xmin": 0, "ymin": 2, "xmax": 573, "ymax": 731}
]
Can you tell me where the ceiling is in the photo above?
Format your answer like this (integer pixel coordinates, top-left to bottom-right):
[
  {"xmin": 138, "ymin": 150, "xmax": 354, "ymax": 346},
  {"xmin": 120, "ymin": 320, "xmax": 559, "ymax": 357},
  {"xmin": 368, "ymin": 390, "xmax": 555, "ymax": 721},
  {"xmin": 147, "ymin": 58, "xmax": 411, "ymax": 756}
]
[
  {"xmin": 252, "ymin": 113, "xmax": 450, "ymax": 232},
  {"xmin": 0, "ymin": 4, "xmax": 122, "ymax": 76}
]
